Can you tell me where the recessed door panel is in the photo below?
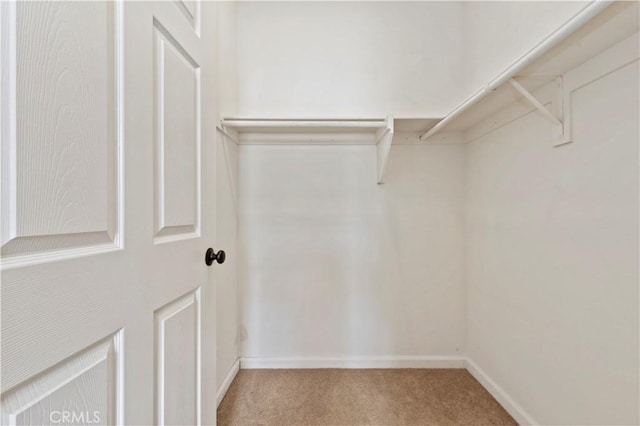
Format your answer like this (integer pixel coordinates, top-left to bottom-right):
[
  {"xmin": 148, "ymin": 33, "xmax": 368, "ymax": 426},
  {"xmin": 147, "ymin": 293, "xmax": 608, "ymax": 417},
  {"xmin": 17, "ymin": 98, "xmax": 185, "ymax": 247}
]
[
  {"xmin": 1, "ymin": 332, "xmax": 123, "ymax": 426},
  {"xmin": 153, "ymin": 21, "xmax": 201, "ymax": 244},
  {"xmin": 155, "ymin": 289, "xmax": 201, "ymax": 426},
  {"xmin": 1, "ymin": 1, "xmax": 121, "ymax": 262},
  {"xmin": 174, "ymin": 1, "xmax": 199, "ymax": 34}
]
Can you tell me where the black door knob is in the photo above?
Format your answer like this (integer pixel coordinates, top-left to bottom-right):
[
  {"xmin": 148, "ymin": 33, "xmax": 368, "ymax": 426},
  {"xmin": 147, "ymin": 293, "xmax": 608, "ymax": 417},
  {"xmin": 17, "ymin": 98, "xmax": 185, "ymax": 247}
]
[{"xmin": 205, "ymin": 248, "xmax": 226, "ymax": 266}]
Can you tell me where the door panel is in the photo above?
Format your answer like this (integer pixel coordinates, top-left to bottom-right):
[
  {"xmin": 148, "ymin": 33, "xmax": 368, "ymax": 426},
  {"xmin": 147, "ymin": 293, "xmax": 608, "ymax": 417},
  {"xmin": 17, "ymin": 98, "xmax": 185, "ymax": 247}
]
[
  {"xmin": 174, "ymin": 1, "xmax": 199, "ymax": 35},
  {"xmin": 1, "ymin": 332, "xmax": 123, "ymax": 426},
  {"xmin": 1, "ymin": 1, "xmax": 126, "ymax": 396},
  {"xmin": 153, "ymin": 20, "xmax": 201, "ymax": 243},
  {"xmin": 1, "ymin": 1, "xmax": 122, "ymax": 263},
  {"xmin": 155, "ymin": 290, "xmax": 201, "ymax": 426},
  {"xmin": 1, "ymin": 1, "xmax": 218, "ymax": 425}
]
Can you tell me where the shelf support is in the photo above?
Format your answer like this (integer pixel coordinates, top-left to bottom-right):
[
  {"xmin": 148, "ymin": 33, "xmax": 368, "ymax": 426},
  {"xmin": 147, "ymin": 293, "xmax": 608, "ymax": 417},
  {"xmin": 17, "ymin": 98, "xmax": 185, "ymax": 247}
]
[
  {"xmin": 376, "ymin": 115, "xmax": 394, "ymax": 184},
  {"xmin": 509, "ymin": 77, "xmax": 571, "ymax": 146},
  {"xmin": 216, "ymin": 124, "xmax": 240, "ymax": 145},
  {"xmin": 215, "ymin": 125, "xmax": 239, "ymax": 210},
  {"xmin": 418, "ymin": 0, "xmax": 610, "ymax": 142}
]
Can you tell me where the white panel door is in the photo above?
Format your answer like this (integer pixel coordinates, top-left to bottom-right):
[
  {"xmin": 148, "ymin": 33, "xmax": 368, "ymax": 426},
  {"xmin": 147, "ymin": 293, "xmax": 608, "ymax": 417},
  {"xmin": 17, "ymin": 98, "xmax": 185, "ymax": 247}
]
[{"xmin": 1, "ymin": 1, "xmax": 219, "ymax": 425}]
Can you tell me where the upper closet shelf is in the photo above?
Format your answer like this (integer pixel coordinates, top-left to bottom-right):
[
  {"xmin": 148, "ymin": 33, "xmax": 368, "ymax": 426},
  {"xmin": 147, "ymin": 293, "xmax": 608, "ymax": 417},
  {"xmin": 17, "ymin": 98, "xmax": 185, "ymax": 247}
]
[
  {"xmin": 217, "ymin": 116, "xmax": 440, "ymax": 184},
  {"xmin": 419, "ymin": 0, "xmax": 636, "ymax": 145},
  {"xmin": 220, "ymin": 118, "xmax": 387, "ymax": 135},
  {"xmin": 218, "ymin": 117, "xmax": 440, "ymax": 143}
]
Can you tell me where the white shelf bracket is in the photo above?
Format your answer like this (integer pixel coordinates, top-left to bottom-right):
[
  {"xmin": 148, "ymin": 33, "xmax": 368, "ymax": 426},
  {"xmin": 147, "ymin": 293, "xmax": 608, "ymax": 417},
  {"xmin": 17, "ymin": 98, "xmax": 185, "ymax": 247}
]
[
  {"xmin": 215, "ymin": 124, "xmax": 239, "ymax": 210},
  {"xmin": 376, "ymin": 115, "xmax": 394, "ymax": 184},
  {"xmin": 553, "ymin": 76, "xmax": 572, "ymax": 147},
  {"xmin": 509, "ymin": 77, "xmax": 571, "ymax": 146}
]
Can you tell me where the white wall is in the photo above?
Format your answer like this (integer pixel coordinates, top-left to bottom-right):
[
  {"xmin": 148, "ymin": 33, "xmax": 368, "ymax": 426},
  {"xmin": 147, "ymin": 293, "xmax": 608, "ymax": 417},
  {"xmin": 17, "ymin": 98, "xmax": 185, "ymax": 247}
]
[
  {"xmin": 238, "ymin": 144, "xmax": 466, "ymax": 359},
  {"xmin": 465, "ymin": 48, "xmax": 639, "ymax": 424},
  {"xmin": 235, "ymin": 1, "xmax": 604, "ymax": 118},
  {"xmin": 463, "ymin": 1, "xmax": 589, "ymax": 90},
  {"xmin": 216, "ymin": 2, "xmax": 238, "ymax": 120},
  {"xmin": 236, "ymin": 1, "xmax": 467, "ymax": 118}
]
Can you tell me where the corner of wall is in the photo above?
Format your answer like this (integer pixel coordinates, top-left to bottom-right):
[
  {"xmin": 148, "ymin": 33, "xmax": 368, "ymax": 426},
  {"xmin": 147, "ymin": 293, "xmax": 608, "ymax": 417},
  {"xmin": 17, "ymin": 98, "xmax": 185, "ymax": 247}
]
[{"xmin": 465, "ymin": 358, "xmax": 537, "ymax": 425}]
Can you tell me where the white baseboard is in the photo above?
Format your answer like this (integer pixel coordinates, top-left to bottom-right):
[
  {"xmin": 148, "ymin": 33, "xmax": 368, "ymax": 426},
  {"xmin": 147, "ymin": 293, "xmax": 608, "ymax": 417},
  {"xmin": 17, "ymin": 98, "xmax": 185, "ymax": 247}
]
[
  {"xmin": 239, "ymin": 355, "xmax": 466, "ymax": 369},
  {"xmin": 464, "ymin": 358, "xmax": 537, "ymax": 426},
  {"xmin": 216, "ymin": 358, "xmax": 240, "ymax": 408}
]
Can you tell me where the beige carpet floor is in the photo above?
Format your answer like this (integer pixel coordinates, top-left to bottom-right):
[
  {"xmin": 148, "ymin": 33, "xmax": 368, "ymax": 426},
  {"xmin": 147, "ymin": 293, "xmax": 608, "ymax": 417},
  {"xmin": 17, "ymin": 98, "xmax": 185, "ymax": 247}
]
[{"xmin": 217, "ymin": 369, "xmax": 516, "ymax": 425}]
